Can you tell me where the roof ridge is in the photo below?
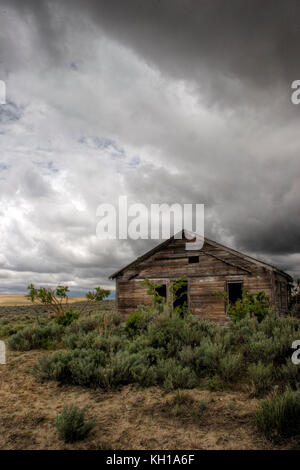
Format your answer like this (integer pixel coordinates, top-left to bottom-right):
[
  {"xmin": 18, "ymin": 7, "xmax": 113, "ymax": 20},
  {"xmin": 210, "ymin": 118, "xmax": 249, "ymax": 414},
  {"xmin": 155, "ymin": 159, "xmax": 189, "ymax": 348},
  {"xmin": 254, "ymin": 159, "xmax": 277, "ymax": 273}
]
[{"xmin": 109, "ymin": 230, "xmax": 292, "ymax": 281}]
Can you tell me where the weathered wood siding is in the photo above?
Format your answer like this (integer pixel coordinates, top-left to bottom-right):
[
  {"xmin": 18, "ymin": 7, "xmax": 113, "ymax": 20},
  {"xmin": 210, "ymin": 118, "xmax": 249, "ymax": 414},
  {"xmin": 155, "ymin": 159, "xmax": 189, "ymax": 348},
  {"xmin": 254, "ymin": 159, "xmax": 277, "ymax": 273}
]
[{"xmin": 114, "ymin": 238, "xmax": 291, "ymax": 321}]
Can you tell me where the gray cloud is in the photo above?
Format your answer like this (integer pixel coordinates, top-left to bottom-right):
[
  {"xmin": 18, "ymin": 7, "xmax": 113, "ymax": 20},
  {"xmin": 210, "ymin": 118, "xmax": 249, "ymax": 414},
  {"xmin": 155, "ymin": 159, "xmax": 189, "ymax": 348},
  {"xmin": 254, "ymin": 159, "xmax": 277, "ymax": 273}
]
[{"xmin": 0, "ymin": 0, "xmax": 299, "ymax": 293}]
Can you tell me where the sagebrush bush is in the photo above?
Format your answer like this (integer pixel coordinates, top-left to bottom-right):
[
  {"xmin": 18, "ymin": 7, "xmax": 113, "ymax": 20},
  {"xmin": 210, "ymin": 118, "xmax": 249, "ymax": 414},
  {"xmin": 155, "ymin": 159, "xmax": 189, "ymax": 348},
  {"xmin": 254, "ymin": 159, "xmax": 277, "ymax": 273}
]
[
  {"xmin": 124, "ymin": 306, "xmax": 155, "ymax": 337},
  {"xmin": 55, "ymin": 309, "xmax": 79, "ymax": 326},
  {"xmin": 218, "ymin": 353, "xmax": 242, "ymax": 382},
  {"xmin": 194, "ymin": 339, "xmax": 224, "ymax": 377},
  {"xmin": 207, "ymin": 375, "xmax": 223, "ymax": 391},
  {"xmin": 65, "ymin": 311, "xmax": 121, "ymax": 335},
  {"xmin": 33, "ymin": 349, "xmax": 107, "ymax": 386},
  {"xmin": 62, "ymin": 330, "xmax": 124, "ymax": 353},
  {"xmin": 169, "ymin": 391, "xmax": 208, "ymax": 418},
  {"xmin": 64, "ymin": 317, "xmax": 99, "ymax": 335},
  {"xmin": 9, "ymin": 323, "xmax": 64, "ymax": 351},
  {"xmin": 248, "ymin": 361, "xmax": 274, "ymax": 395},
  {"xmin": 178, "ymin": 345, "xmax": 196, "ymax": 367},
  {"xmin": 231, "ymin": 316, "xmax": 259, "ymax": 345},
  {"xmin": 0, "ymin": 323, "xmax": 25, "ymax": 338},
  {"xmin": 55, "ymin": 404, "xmax": 95, "ymax": 443},
  {"xmin": 256, "ymin": 390, "xmax": 300, "ymax": 440},
  {"xmin": 30, "ymin": 302, "xmax": 300, "ymax": 394},
  {"xmin": 247, "ymin": 332, "xmax": 278, "ymax": 364},
  {"xmin": 124, "ymin": 312, "xmax": 143, "ymax": 337},
  {"xmin": 277, "ymin": 359, "xmax": 300, "ymax": 389},
  {"xmin": 158, "ymin": 359, "xmax": 197, "ymax": 391}
]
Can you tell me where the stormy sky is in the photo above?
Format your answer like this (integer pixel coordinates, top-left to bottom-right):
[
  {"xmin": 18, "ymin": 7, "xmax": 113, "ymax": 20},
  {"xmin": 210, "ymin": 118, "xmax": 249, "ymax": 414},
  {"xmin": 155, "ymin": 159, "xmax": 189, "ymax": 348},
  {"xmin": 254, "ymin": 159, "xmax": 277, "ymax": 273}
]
[{"xmin": 0, "ymin": 0, "xmax": 300, "ymax": 293}]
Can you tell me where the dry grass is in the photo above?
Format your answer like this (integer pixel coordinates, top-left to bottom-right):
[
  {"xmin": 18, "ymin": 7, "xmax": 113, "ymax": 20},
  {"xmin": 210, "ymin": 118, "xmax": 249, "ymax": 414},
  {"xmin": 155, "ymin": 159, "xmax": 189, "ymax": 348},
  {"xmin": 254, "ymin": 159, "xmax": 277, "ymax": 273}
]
[
  {"xmin": 0, "ymin": 303, "xmax": 296, "ymax": 450},
  {"xmin": 0, "ymin": 347, "xmax": 290, "ymax": 450},
  {"xmin": 0, "ymin": 294, "xmax": 88, "ymax": 307}
]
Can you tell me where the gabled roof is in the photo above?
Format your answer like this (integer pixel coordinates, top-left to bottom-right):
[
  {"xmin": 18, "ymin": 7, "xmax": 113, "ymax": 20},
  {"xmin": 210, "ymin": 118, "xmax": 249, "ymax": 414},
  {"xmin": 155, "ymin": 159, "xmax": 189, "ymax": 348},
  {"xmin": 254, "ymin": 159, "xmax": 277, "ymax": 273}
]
[{"xmin": 109, "ymin": 230, "xmax": 293, "ymax": 281}]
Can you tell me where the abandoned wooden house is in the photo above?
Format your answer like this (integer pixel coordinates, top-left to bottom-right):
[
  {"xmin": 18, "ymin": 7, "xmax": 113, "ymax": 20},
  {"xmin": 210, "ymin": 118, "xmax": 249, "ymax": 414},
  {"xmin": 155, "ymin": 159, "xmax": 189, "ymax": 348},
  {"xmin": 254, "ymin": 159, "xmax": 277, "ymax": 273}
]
[{"xmin": 110, "ymin": 231, "xmax": 292, "ymax": 323}]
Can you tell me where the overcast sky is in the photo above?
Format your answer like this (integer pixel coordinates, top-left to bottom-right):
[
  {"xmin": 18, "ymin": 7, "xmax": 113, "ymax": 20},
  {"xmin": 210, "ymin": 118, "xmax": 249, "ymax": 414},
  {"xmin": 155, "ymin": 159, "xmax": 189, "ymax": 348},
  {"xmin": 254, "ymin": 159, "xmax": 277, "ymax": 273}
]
[{"xmin": 0, "ymin": 0, "xmax": 299, "ymax": 294}]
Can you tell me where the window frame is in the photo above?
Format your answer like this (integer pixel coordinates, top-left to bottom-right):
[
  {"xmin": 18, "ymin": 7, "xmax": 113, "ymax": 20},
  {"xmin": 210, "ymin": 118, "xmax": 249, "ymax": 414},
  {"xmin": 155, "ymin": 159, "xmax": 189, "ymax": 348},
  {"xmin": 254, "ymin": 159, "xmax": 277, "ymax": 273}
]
[{"xmin": 226, "ymin": 280, "xmax": 243, "ymax": 306}]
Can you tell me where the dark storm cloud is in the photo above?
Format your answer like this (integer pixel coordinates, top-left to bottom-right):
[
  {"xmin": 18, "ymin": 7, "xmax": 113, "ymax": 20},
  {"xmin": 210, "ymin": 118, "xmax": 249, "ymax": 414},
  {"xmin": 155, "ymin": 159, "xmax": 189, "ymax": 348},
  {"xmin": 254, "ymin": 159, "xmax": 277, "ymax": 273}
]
[
  {"xmin": 4, "ymin": 0, "xmax": 300, "ymax": 96},
  {"xmin": 88, "ymin": 0, "xmax": 300, "ymax": 90}
]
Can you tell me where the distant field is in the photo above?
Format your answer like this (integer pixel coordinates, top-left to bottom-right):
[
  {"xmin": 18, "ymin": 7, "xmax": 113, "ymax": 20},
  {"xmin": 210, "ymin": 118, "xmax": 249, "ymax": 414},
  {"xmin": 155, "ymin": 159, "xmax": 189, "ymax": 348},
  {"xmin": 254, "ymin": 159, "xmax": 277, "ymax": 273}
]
[{"xmin": 0, "ymin": 294, "xmax": 87, "ymax": 307}]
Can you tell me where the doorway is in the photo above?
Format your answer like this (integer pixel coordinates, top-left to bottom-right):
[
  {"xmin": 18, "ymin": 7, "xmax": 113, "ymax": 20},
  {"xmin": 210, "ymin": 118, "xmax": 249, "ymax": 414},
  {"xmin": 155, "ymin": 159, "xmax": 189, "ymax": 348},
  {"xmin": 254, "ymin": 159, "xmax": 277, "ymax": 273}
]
[
  {"xmin": 227, "ymin": 282, "xmax": 243, "ymax": 304},
  {"xmin": 155, "ymin": 284, "xmax": 167, "ymax": 301},
  {"xmin": 173, "ymin": 280, "xmax": 188, "ymax": 316}
]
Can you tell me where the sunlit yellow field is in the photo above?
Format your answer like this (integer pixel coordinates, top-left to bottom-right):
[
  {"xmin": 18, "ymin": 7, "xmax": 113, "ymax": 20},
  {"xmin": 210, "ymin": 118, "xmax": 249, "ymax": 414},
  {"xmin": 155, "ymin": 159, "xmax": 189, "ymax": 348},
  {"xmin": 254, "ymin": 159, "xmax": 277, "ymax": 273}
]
[{"xmin": 0, "ymin": 294, "xmax": 87, "ymax": 307}]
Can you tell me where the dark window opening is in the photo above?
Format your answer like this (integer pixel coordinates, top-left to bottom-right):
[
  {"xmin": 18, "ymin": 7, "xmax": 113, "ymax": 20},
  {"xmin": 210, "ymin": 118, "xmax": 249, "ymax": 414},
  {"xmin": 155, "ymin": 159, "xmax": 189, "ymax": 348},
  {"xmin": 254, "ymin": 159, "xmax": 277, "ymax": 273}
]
[
  {"xmin": 173, "ymin": 281, "xmax": 188, "ymax": 317},
  {"xmin": 227, "ymin": 282, "xmax": 243, "ymax": 304},
  {"xmin": 155, "ymin": 284, "xmax": 167, "ymax": 301},
  {"xmin": 188, "ymin": 256, "xmax": 199, "ymax": 264}
]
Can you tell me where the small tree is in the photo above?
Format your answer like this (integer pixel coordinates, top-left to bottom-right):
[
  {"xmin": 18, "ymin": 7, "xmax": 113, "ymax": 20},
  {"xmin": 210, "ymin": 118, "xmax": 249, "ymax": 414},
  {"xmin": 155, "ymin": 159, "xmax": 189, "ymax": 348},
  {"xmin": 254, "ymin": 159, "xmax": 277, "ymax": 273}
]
[
  {"xmin": 85, "ymin": 286, "xmax": 111, "ymax": 302},
  {"xmin": 169, "ymin": 276, "xmax": 188, "ymax": 318},
  {"xmin": 26, "ymin": 284, "xmax": 110, "ymax": 322},
  {"xmin": 141, "ymin": 277, "xmax": 166, "ymax": 313}
]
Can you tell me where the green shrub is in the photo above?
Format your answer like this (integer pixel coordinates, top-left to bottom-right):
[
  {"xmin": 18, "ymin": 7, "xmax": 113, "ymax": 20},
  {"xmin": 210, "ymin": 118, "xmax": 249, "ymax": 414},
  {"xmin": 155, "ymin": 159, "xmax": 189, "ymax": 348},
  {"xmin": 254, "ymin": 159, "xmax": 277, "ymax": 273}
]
[
  {"xmin": 124, "ymin": 306, "xmax": 157, "ymax": 336},
  {"xmin": 194, "ymin": 339, "xmax": 224, "ymax": 377},
  {"xmin": 102, "ymin": 348, "xmax": 164, "ymax": 388},
  {"xmin": 248, "ymin": 361, "xmax": 274, "ymax": 395},
  {"xmin": 207, "ymin": 375, "xmax": 223, "ymax": 391},
  {"xmin": 9, "ymin": 323, "xmax": 64, "ymax": 351},
  {"xmin": 64, "ymin": 317, "xmax": 99, "ymax": 335},
  {"xmin": 169, "ymin": 391, "xmax": 207, "ymax": 418},
  {"xmin": 256, "ymin": 390, "xmax": 300, "ymax": 440},
  {"xmin": 157, "ymin": 358, "xmax": 197, "ymax": 391},
  {"xmin": 170, "ymin": 277, "xmax": 189, "ymax": 318},
  {"xmin": 62, "ymin": 330, "xmax": 124, "ymax": 353},
  {"xmin": 277, "ymin": 359, "xmax": 300, "ymax": 389},
  {"xmin": 33, "ymin": 349, "xmax": 107, "ymax": 386},
  {"xmin": 178, "ymin": 345, "xmax": 196, "ymax": 367},
  {"xmin": 187, "ymin": 317, "xmax": 219, "ymax": 340},
  {"xmin": 247, "ymin": 332, "xmax": 278, "ymax": 364},
  {"xmin": 194, "ymin": 400, "xmax": 208, "ymax": 417},
  {"xmin": 218, "ymin": 353, "xmax": 242, "ymax": 382},
  {"xmin": 147, "ymin": 316, "xmax": 188, "ymax": 357},
  {"xmin": 100, "ymin": 349, "xmax": 162, "ymax": 389},
  {"xmin": 228, "ymin": 289, "xmax": 270, "ymax": 323},
  {"xmin": 30, "ymin": 297, "xmax": 300, "ymax": 394},
  {"xmin": 34, "ymin": 346, "xmax": 158, "ymax": 389},
  {"xmin": 231, "ymin": 316, "xmax": 259, "ymax": 344},
  {"xmin": 55, "ymin": 309, "xmax": 79, "ymax": 326},
  {"xmin": 0, "ymin": 324, "xmax": 25, "ymax": 338},
  {"xmin": 55, "ymin": 404, "xmax": 95, "ymax": 443},
  {"xmin": 171, "ymin": 390, "xmax": 193, "ymax": 406},
  {"xmin": 65, "ymin": 312, "xmax": 121, "ymax": 336},
  {"xmin": 124, "ymin": 312, "xmax": 143, "ymax": 337},
  {"xmin": 141, "ymin": 278, "xmax": 166, "ymax": 313}
]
